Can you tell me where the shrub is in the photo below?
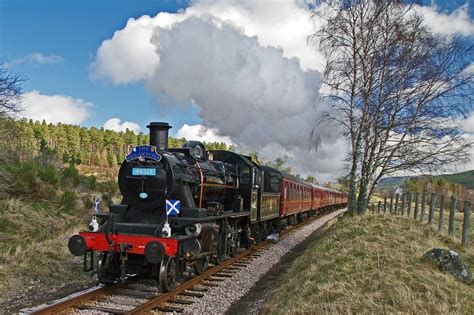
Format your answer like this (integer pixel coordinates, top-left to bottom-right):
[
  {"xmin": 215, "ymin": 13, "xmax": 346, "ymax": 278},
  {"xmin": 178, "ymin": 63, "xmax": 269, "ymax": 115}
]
[
  {"xmin": 87, "ymin": 175, "xmax": 97, "ymax": 191},
  {"xmin": 38, "ymin": 164, "xmax": 60, "ymax": 187},
  {"xmin": 10, "ymin": 161, "xmax": 39, "ymax": 196},
  {"xmin": 61, "ymin": 165, "xmax": 81, "ymax": 189},
  {"xmin": 58, "ymin": 191, "xmax": 77, "ymax": 214}
]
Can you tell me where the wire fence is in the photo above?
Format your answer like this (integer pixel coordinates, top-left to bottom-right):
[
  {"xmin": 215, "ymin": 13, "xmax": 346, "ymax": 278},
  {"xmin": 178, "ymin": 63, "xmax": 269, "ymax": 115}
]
[{"xmin": 369, "ymin": 192, "xmax": 472, "ymax": 248}]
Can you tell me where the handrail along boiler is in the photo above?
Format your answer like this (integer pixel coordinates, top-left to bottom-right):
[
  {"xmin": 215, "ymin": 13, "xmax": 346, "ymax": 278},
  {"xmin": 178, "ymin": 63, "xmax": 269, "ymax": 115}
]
[{"xmin": 68, "ymin": 122, "xmax": 347, "ymax": 291}]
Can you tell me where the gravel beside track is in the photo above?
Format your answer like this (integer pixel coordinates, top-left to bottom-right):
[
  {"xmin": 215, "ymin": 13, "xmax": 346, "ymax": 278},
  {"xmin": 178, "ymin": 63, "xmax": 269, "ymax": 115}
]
[{"xmin": 184, "ymin": 209, "xmax": 346, "ymax": 314}]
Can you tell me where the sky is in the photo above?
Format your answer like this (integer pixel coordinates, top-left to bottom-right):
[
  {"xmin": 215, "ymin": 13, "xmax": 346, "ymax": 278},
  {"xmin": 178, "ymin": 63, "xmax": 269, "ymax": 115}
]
[{"xmin": 1, "ymin": 0, "xmax": 474, "ymax": 182}]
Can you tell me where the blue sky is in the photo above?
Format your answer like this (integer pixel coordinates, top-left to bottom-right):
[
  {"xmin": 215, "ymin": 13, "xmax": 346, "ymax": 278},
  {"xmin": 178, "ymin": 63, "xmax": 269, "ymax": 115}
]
[
  {"xmin": 0, "ymin": 0, "xmax": 200, "ymax": 135},
  {"xmin": 0, "ymin": 0, "xmax": 472, "ymax": 134},
  {"xmin": 1, "ymin": 0, "xmax": 473, "ymax": 179}
]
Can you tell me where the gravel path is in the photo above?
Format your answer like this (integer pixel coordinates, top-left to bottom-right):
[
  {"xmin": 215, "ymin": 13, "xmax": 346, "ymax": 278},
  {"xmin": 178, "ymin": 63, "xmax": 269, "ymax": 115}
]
[{"xmin": 184, "ymin": 209, "xmax": 346, "ymax": 314}]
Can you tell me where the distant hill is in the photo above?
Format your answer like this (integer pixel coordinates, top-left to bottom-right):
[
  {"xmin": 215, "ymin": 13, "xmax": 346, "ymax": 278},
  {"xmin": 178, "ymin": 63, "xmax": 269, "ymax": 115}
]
[
  {"xmin": 377, "ymin": 176, "xmax": 413, "ymax": 188},
  {"xmin": 435, "ymin": 170, "xmax": 474, "ymax": 190},
  {"xmin": 378, "ymin": 170, "xmax": 474, "ymax": 190}
]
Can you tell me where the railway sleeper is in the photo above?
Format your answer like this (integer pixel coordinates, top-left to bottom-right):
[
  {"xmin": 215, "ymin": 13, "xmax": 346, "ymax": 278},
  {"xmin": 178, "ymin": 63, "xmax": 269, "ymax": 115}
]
[
  {"xmin": 232, "ymin": 263, "xmax": 249, "ymax": 267},
  {"xmin": 214, "ymin": 272, "xmax": 234, "ymax": 277},
  {"xmin": 169, "ymin": 298, "xmax": 195, "ymax": 305},
  {"xmin": 76, "ymin": 304, "xmax": 128, "ymax": 314},
  {"xmin": 103, "ymin": 296, "xmax": 147, "ymax": 307},
  {"xmin": 155, "ymin": 305, "xmax": 184, "ymax": 313},
  {"xmin": 180, "ymin": 291, "xmax": 205, "ymax": 298},
  {"xmin": 188, "ymin": 287, "xmax": 209, "ymax": 292},
  {"xmin": 111, "ymin": 288, "xmax": 156, "ymax": 299},
  {"xmin": 208, "ymin": 276, "xmax": 227, "ymax": 281},
  {"xmin": 201, "ymin": 282, "xmax": 219, "ymax": 287}
]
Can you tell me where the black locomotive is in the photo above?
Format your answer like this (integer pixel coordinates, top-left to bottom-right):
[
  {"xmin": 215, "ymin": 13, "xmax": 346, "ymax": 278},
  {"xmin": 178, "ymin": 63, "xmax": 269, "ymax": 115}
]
[{"xmin": 68, "ymin": 122, "xmax": 347, "ymax": 291}]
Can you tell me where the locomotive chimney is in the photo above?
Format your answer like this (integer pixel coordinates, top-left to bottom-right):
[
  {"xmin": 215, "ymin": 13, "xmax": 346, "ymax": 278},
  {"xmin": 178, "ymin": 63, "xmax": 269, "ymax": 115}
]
[{"xmin": 147, "ymin": 122, "xmax": 172, "ymax": 151}]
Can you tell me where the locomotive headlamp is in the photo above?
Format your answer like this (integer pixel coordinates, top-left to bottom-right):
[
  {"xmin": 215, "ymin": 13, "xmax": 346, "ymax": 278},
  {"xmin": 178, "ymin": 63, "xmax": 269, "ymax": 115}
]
[
  {"xmin": 144, "ymin": 241, "xmax": 165, "ymax": 264},
  {"xmin": 68, "ymin": 235, "xmax": 87, "ymax": 256}
]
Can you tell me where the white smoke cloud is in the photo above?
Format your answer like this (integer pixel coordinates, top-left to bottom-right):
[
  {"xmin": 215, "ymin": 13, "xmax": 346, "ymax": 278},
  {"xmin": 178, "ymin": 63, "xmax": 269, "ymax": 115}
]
[
  {"xmin": 104, "ymin": 118, "xmax": 141, "ymax": 133},
  {"xmin": 20, "ymin": 90, "xmax": 91, "ymax": 124},
  {"xmin": 176, "ymin": 124, "xmax": 234, "ymax": 145},
  {"xmin": 147, "ymin": 17, "xmax": 346, "ymax": 181}
]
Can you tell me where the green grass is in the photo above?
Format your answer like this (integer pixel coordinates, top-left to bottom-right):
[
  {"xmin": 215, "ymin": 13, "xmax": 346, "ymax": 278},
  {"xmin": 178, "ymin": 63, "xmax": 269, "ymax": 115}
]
[{"xmin": 264, "ymin": 214, "xmax": 474, "ymax": 314}]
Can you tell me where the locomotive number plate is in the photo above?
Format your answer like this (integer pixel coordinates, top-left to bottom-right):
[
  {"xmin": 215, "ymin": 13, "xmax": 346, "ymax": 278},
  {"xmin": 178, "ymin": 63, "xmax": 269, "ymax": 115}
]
[{"xmin": 132, "ymin": 168, "xmax": 156, "ymax": 176}]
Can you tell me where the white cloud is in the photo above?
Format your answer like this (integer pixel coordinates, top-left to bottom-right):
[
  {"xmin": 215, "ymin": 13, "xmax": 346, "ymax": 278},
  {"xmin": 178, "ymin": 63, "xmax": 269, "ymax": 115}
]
[
  {"xmin": 103, "ymin": 118, "xmax": 141, "ymax": 133},
  {"xmin": 14, "ymin": 52, "xmax": 63, "ymax": 65},
  {"xmin": 414, "ymin": 4, "xmax": 474, "ymax": 36},
  {"xmin": 90, "ymin": 0, "xmax": 325, "ymax": 85},
  {"xmin": 176, "ymin": 124, "xmax": 234, "ymax": 145},
  {"xmin": 466, "ymin": 62, "xmax": 474, "ymax": 73},
  {"xmin": 459, "ymin": 112, "xmax": 474, "ymax": 133},
  {"xmin": 19, "ymin": 90, "xmax": 91, "ymax": 124}
]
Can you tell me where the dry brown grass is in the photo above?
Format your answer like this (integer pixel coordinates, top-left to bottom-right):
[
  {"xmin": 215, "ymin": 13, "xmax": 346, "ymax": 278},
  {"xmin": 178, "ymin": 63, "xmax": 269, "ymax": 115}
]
[
  {"xmin": 0, "ymin": 197, "xmax": 92, "ymax": 304},
  {"xmin": 264, "ymin": 214, "xmax": 474, "ymax": 314}
]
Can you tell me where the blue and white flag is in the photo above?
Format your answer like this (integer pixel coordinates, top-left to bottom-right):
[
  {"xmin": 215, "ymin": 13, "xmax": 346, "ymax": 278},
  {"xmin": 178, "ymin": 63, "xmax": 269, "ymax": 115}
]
[
  {"xmin": 166, "ymin": 199, "xmax": 181, "ymax": 216},
  {"xmin": 94, "ymin": 196, "xmax": 101, "ymax": 213}
]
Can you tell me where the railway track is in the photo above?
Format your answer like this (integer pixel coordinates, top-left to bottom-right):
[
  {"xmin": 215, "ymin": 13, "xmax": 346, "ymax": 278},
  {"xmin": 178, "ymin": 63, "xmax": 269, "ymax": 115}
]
[{"xmin": 24, "ymin": 208, "xmax": 346, "ymax": 314}]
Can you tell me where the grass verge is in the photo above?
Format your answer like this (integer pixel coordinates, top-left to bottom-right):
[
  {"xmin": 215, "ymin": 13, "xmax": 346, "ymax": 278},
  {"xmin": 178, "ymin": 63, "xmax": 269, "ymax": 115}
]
[{"xmin": 264, "ymin": 214, "xmax": 474, "ymax": 314}]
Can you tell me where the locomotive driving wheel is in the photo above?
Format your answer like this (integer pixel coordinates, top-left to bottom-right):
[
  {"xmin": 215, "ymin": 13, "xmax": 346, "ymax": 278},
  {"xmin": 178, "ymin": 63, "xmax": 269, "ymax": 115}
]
[
  {"xmin": 97, "ymin": 252, "xmax": 115, "ymax": 283},
  {"xmin": 97, "ymin": 252, "xmax": 107, "ymax": 282},
  {"xmin": 194, "ymin": 255, "xmax": 210, "ymax": 275},
  {"xmin": 159, "ymin": 256, "xmax": 177, "ymax": 292}
]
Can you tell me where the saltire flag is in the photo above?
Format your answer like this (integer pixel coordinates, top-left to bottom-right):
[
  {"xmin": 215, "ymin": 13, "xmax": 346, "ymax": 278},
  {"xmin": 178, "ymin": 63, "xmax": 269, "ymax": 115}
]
[{"xmin": 166, "ymin": 199, "xmax": 181, "ymax": 216}]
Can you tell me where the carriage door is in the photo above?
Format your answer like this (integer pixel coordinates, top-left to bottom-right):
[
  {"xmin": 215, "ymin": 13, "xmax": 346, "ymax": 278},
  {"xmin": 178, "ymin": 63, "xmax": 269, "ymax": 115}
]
[{"xmin": 250, "ymin": 168, "xmax": 259, "ymax": 222}]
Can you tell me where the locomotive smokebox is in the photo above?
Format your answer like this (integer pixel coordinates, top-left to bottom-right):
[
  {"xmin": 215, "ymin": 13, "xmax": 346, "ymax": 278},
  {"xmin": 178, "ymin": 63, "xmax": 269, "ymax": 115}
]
[{"xmin": 147, "ymin": 122, "xmax": 172, "ymax": 150}]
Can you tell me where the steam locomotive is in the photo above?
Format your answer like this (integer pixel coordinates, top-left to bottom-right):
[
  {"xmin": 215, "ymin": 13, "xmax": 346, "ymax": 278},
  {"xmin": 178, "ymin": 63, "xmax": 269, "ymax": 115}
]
[{"xmin": 68, "ymin": 122, "xmax": 347, "ymax": 291}]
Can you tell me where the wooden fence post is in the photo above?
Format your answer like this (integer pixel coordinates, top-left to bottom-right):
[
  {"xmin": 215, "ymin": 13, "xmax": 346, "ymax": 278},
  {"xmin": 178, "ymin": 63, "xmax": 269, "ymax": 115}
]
[
  {"xmin": 384, "ymin": 198, "xmax": 387, "ymax": 213},
  {"xmin": 407, "ymin": 192, "xmax": 412, "ymax": 217},
  {"xmin": 395, "ymin": 193, "xmax": 399, "ymax": 215},
  {"xmin": 462, "ymin": 201, "xmax": 471, "ymax": 248},
  {"xmin": 421, "ymin": 191, "xmax": 427, "ymax": 222},
  {"xmin": 390, "ymin": 196, "xmax": 393, "ymax": 214},
  {"xmin": 414, "ymin": 192, "xmax": 419, "ymax": 220},
  {"xmin": 401, "ymin": 193, "xmax": 405, "ymax": 216},
  {"xmin": 438, "ymin": 195, "xmax": 445, "ymax": 232},
  {"xmin": 448, "ymin": 195, "xmax": 456, "ymax": 237},
  {"xmin": 377, "ymin": 201, "xmax": 381, "ymax": 214},
  {"xmin": 428, "ymin": 193, "xmax": 436, "ymax": 225}
]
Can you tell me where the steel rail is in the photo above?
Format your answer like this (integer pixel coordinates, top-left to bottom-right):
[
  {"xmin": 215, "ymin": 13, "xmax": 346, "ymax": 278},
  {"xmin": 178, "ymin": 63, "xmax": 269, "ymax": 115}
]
[{"xmin": 30, "ymin": 286, "xmax": 109, "ymax": 314}]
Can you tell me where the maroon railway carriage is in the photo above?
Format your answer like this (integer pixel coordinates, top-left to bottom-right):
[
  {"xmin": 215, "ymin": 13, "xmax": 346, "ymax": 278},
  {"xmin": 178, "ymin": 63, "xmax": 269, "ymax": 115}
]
[{"xmin": 261, "ymin": 167, "xmax": 347, "ymax": 224}]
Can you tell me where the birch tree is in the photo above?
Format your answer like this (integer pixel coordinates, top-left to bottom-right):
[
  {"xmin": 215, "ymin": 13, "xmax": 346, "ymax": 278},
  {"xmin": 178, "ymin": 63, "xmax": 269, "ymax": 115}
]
[{"xmin": 316, "ymin": 1, "xmax": 473, "ymax": 214}]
